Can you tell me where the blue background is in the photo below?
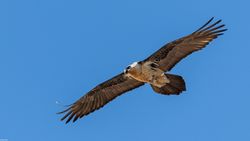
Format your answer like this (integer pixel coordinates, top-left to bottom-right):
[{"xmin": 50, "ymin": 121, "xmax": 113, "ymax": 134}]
[{"xmin": 1, "ymin": 0, "xmax": 250, "ymax": 141}]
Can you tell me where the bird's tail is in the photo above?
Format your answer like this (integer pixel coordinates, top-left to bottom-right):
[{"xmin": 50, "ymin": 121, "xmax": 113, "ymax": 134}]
[{"xmin": 151, "ymin": 74, "xmax": 186, "ymax": 95}]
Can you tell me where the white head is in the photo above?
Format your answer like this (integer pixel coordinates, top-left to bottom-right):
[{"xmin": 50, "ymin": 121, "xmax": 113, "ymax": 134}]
[
  {"xmin": 130, "ymin": 62, "xmax": 138, "ymax": 68},
  {"xmin": 124, "ymin": 61, "xmax": 139, "ymax": 74}
]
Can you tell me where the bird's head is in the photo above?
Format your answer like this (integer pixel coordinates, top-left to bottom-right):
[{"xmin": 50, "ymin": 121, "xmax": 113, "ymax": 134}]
[{"xmin": 124, "ymin": 61, "xmax": 141, "ymax": 75}]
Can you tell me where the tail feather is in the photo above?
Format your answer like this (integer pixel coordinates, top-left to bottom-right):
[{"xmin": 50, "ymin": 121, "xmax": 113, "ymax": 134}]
[{"xmin": 151, "ymin": 74, "xmax": 186, "ymax": 95}]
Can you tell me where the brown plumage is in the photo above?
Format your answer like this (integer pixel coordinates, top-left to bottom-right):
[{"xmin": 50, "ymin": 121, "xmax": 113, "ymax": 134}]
[
  {"xmin": 58, "ymin": 73, "xmax": 144, "ymax": 123},
  {"xmin": 151, "ymin": 74, "xmax": 186, "ymax": 95},
  {"xmin": 145, "ymin": 17, "xmax": 227, "ymax": 71},
  {"xmin": 58, "ymin": 17, "xmax": 226, "ymax": 124}
]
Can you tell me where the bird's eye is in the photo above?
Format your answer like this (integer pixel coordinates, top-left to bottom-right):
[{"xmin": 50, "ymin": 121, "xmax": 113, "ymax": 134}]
[{"xmin": 126, "ymin": 66, "xmax": 131, "ymax": 70}]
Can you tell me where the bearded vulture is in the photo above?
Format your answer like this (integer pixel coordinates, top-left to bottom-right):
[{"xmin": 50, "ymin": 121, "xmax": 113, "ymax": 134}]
[{"xmin": 58, "ymin": 17, "xmax": 227, "ymax": 123}]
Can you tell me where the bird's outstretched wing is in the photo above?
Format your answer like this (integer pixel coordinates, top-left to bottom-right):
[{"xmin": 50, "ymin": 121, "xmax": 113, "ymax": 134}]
[
  {"xmin": 145, "ymin": 17, "xmax": 227, "ymax": 71},
  {"xmin": 58, "ymin": 73, "xmax": 144, "ymax": 123}
]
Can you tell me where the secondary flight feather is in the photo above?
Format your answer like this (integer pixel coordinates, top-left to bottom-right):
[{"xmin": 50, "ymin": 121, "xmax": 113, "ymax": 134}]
[{"xmin": 58, "ymin": 17, "xmax": 227, "ymax": 123}]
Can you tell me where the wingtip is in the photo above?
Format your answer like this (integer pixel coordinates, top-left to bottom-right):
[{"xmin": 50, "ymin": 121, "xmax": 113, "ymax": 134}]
[
  {"xmin": 73, "ymin": 116, "xmax": 79, "ymax": 123},
  {"xmin": 213, "ymin": 29, "xmax": 228, "ymax": 34},
  {"xmin": 194, "ymin": 17, "xmax": 216, "ymax": 33},
  {"xmin": 57, "ymin": 107, "xmax": 71, "ymax": 114},
  {"xmin": 216, "ymin": 33, "xmax": 224, "ymax": 36},
  {"xmin": 61, "ymin": 117, "xmax": 70, "ymax": 124},
  {"xmin": 65, "ymin": 118, "xmax": 72, "ymax": 124},
  {"xmin": 57, "ymin": 111, "xmax": 65, "ymax": 115},
  {"xmin": 219, "ymin": 29, "xmax": 227, "ymax": 35}
]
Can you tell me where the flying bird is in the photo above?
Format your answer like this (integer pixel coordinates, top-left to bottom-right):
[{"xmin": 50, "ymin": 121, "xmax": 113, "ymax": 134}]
[{"xmin": 58, "ymin": 17, "xmax": 226, "ymax": 123}]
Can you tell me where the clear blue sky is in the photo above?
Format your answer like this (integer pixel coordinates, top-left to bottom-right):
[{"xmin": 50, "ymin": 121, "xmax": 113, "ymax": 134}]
[{"xmin": 1, "ymin": 0, "xmax": 250, "ymax": 141}]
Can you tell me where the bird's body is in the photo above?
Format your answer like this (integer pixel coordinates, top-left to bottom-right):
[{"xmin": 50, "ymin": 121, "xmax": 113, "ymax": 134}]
[
  {"xmin": 58, "ymin": 17, "xmax": 227, "ymax": 123},
  {"xmin": 124, "ymin": 61, "xmax": 169, "ymax": 87}
]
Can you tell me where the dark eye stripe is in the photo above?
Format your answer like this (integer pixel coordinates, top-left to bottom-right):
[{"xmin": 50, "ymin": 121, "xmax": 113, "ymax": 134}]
[{"xmin": 126, "ymin": 66, "xmax": 131, "ymax": 70}]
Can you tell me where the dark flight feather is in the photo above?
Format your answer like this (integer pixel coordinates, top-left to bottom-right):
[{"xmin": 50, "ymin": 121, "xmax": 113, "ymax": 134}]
[
  {"xmin": 58, "ymin": 73, "xmax": 144, "ymax": 123},
  {"xmin": 145, "ymin": 17, "xmax": 227, "ymax": 71}
]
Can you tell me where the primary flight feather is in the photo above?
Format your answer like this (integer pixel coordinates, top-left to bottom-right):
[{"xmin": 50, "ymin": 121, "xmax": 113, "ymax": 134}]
[{"xmin": 58, "ymin": 17, "xmax": 227, "ymax": 123}]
